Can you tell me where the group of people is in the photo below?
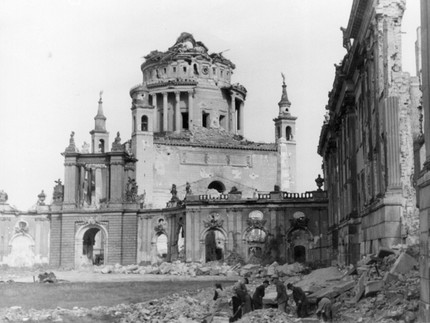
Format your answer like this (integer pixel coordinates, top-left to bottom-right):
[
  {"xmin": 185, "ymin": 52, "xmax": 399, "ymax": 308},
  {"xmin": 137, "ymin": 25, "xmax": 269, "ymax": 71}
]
[{"xmin": 206, "ymin": 275, "xmax": 333, "ymax": 323}]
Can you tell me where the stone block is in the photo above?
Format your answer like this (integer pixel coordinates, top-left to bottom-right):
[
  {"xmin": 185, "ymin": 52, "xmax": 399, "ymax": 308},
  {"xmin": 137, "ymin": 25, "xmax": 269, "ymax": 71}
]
[
  {"xmin": 383, "ymin": 272, "xmax": 398, "ymax": 283},
  {"xmin": 364, "ymin": 280, "xmax": 384, "ymax": 297},
  {"xmin": 390, "ymin": 252, "xmax": 418, "ymax": 274},
  {"xmin": 353, "ymin": 271, "xmax": 368, "ymax": 303}
]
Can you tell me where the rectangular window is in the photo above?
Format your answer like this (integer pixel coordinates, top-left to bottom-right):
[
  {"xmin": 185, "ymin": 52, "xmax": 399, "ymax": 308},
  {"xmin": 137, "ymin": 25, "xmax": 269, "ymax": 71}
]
[{"xmin": 182, "ymin": 112, "xmax": 189, "ymax": 130}]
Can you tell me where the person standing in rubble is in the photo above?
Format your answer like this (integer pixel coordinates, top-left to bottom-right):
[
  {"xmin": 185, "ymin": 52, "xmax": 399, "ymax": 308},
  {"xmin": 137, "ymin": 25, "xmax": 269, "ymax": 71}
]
[
  {"xmin": 272, "ymin": 275, "xmax": 288, "ymax": 312},
  {"xmin": 287, "ymin": 283, "xmax": 309, "ymax": 318},
  {"xmin": 231, "ymin": 277, "xmax": 252, "ymax": 320},
  {"xmin": 252, "ymin": 280, "xmax": 269, "ymax": 310},
  {"xmin": 316, "ymin": 297, "xmax": 333, "ymax": 322}
]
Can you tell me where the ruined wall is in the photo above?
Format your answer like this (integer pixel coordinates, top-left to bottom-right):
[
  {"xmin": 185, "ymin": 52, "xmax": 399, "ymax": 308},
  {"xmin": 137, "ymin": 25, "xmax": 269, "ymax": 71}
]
[
  {"xmin": 50, "ymin": 211, "xmax": 138, "ymax": 268},
  {"xmin": 182, "ymin": 196, "xmax": 329, "ymax": 266},
  {"xmin": 0, "ymin": 215, "xmax": 49, "ymax": 267},
  {"xmin": 152, "ymin": 144, "xmax": 278, "ymax": 208},
  {"xmin": 318, "ymin": 0, "xmax": 419, "ymax": 265}
]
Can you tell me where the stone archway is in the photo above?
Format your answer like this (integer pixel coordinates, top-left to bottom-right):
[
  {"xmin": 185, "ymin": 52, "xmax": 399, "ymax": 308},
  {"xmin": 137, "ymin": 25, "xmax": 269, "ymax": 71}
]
[
  {"xmin": 4, "ymin": 234, "xmax": 36, "ymax": 267},
  {"xmin": 200, "ymin": 227, "xmax": 227, "ymax": 263},
  {"xmin": 286, "ymin": 228, "xmax": 313, "ymax": 264},
  {"xmin": 75, "ymin": 224, "xmax": 107, "ymax": 268},
  {"xmin": 205, "ymin": 229, "xmax": 226, "ymax": 262}
]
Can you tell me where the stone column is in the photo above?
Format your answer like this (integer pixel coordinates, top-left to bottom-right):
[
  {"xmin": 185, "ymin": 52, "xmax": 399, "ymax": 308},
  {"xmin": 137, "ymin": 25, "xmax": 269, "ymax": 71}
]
[
  {"xmin": 384, "ymin": 97, "xmax": 401, "ymax": 190},
  {"xmin": 187, "ymin": 91, "xmax": 194, "ymax": 130},
  {"xmin": 163, "ymin": 92, "xmax": 168, "ymax": 132},
  {"xmin": 239, "ymin": 100, "xmax": 245, "ymax": 136},
  {"xmin": 230, "ymin": 94, "xmax": 236, "ymax": 134},
  {"xmin": 419, "ymin": 0, "xmax": 430, "ymax": 320},
  {"xmin": 175, "ymin": 91, "xmax": 181, "ymax": 133},
  {"xmin": 152, "ymin": 93, "xmax": 158, "ymax": 132}
]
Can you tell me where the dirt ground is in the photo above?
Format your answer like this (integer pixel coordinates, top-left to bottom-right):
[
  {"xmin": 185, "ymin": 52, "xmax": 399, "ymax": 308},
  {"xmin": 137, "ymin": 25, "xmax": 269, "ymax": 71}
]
[{"xmin": 0, "ymin": 267, "xmax": 238, "ymax": 310}]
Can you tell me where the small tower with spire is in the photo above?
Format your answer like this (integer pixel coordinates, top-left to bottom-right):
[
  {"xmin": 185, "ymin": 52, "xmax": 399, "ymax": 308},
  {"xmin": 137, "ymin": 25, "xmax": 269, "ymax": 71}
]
[
  {"xmin": 90, "ymin": 91, "xmax": 110, "ymax": 153},
  {"xmin": 274, "ymin": 74, "xmax": 297, "ymax": 192}
]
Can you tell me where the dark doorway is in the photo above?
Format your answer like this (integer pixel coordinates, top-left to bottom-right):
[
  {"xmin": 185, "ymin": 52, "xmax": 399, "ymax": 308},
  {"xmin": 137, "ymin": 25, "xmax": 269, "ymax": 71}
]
[
  {"xmin": 83, "ymin": 228, "xmax": 104, "ymax": 265},
  {"xmin": 205, "ymin": 230, "xmax": 224, "ymax": 262},
  {"xmin": 293, "ymin": 245, "xmax": 306, "ymax": 263}
]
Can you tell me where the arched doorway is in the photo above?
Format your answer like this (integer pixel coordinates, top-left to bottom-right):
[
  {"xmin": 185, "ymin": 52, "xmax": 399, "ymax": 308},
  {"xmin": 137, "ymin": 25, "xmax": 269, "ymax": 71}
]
[
  {"xmin": 156, "ymin": 233, "xmax": 168, "ymax": 262},
  {"xmin": 205, "ymin": 229, "xmax": 225, "ymax": 262},
  {"xmin": 75, "ymin": 224, "xmax": 107, "ymax": 268},
  {"xmin": 287, "ymin": 228, "xmax": 312, "ymax": 264},
  {"xmin": 294, "ymin": 245, "xmax": 306, "ymax": 263}
]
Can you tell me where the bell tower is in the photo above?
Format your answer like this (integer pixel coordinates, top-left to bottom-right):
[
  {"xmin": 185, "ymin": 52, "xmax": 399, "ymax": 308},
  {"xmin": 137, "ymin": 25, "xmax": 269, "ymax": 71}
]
[
  {"xmin": 130, "ymin": 84, "xmax": 154, "ymax": 207},
  {"xmin": 90, "ymin": 91, "xmax": 110, "ymax": 153},
  {"xmin": 274, "ymin": 74, "xmax": 297, "ymax": 192}
]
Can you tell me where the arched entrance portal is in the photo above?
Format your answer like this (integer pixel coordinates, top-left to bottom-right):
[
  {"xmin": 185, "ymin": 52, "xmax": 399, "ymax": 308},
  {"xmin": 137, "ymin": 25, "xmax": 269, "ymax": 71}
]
[
  {"xmin": 205, "ymin": 229, "xmax": 226, "ymax": 262},
  {"xmin": 294, "ymin": 245, "xmax": 306, "ymax": 263},
  {"xmin": 75, "ymin": 225, "xmax": 106, "ymax": 268}
]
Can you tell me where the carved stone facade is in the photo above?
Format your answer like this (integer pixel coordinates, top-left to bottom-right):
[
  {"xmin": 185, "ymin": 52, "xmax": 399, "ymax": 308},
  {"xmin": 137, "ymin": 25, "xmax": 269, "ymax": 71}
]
[
  {"xmin": 0, "ymin": 33, "xmax": 325, "ymax": 269},
  {"xmin": 318, "ymin": 0, "xmax": 420, "ymax": 266}
]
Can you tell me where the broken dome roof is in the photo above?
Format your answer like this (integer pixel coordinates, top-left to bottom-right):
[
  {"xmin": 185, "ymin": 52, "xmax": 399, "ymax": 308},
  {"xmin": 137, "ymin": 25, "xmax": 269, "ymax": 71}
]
[{"xmin": 142, "ymin": 32, "xmax": 235, "ymax": 69}]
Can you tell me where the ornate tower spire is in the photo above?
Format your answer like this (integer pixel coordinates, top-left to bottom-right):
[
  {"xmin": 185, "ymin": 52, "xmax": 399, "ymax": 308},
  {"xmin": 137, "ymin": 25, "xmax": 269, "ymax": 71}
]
[
  {"xmin": 90, "ymin": 91, "xmax": 110, "ymax": 153},
  {"xmin": 94, "ymin": 90, "xmax": 107, "ymax": 132},
  {"xmin": 278, "ymin": 73, "xmax": 291, "ymax": 114}
]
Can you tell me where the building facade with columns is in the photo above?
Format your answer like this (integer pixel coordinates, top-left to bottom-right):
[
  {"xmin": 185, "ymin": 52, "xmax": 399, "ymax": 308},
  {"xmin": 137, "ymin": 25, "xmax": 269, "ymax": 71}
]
[
  {"xmin": 318, "ymin": 0, "xmax": 420, "ymax": 266},
  {"xmin": 0, "ymin": 33, "xmax": 330, "ymax": 269}
]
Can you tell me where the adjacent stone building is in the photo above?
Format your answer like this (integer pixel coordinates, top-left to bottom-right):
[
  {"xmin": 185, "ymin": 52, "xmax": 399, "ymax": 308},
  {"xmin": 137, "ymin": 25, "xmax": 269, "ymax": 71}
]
[
  {"xmin": 318, "ymin": 0, "xmax": 420, "ymax": 266},
  {"xmin": 0, "ymin": 33, "xmax": 329, "ymax": 268}
]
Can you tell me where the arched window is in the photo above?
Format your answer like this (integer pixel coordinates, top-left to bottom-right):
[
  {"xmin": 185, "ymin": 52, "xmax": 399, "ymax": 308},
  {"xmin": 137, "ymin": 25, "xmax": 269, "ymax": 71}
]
[
  {"xmin": 208, "ymin": 181, "xmax": 225, "ymax": 193},
  {"xmin": 141, "ymin": 115, "xmax": 148, "ymax": 131},
  {"xmin": 98, "ymin": 139, "xmax": 105, "ymax": 153},
  {"xmin": 286, "ymin": 126, "xmax": 293, "ymax": 140}
]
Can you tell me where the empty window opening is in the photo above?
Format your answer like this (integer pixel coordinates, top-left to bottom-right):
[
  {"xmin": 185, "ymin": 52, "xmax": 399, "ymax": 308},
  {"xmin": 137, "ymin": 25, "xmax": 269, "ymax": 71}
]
[
  {"xmin": 236, "ymin": 106, "xmax": 241, "ymax": 130},
  {"xmin": 163, "ymin": 67, "xmax": 167, "ymax": 74},
  {"xmin": 173, "ymin": 67, "xmax": 176, "ymax": 73},
  {"xmin": 133, "ymin": 116, "xmax": 136, "ymax": 132},
  {"xmin": 193, "ymin": 64, "xmax": 199, "ymax": 75},
  {"xmin": 182, "ymin": 112, "xmax": 189, "ymax": 130},
  {"xmin": 183, "ymin": 66, "xmax": 187, "ymax": 73},
  {"xmin": 202, "ymin": 112, "xmax": 210, "ymax": 128},
  {"xmin": 98, "ymin": 139, "xmax": 105, "ymax": 153},
  {"xmin": 212, "ymin": 67, "xmax": 216, "ymax": 75},
  {"xmin": 286, "ymin": 126, "xmax": 292, "ymax": 140},
  {"xmin": 141, "ymin": 115, "xmax": 148, "ymax": 131},
  {"xmin": 208, "ymin": 181, "xmax": 225, "ymax": 193}
]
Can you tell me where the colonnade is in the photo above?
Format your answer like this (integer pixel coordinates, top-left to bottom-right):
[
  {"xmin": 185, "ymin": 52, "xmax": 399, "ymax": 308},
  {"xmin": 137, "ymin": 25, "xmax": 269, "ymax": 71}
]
[{"xmin": 149, "ymin": 90, "xmax": 244, "ymax": 135}]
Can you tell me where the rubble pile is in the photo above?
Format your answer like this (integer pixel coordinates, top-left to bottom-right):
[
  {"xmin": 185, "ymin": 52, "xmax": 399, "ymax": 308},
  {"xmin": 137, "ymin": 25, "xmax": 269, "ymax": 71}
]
[
  {"xmin": 93, "ymin": 260, "xmax": 238, "ymax": 277},
  {"xmin": 237, "ymin": 308, "xmax": 295, "ymax": 323},
  {"xmin": 333, "ymin": 249, "xmax": 420, "ymax": 323}
]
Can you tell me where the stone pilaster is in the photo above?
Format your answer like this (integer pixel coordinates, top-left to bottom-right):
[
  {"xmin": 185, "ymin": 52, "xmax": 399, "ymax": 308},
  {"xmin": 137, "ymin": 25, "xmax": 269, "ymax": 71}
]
[
  {"xmin": 152, "ymin": 93, "xmax": 158, "ymax": 132},
  {"xmin": 419, "ymin": 0, "xmax": 430, "ymax": 320},
  {"xmin": 63, "ymin": 156, "xmax": 78, "ymax": 208},
  {"xmin": 384, "ymin": 96, "xmax": 402, "ymax": 190},
  {"xmin": 188, "ymin": 90, "xmax": 194, "ymax": 129}
]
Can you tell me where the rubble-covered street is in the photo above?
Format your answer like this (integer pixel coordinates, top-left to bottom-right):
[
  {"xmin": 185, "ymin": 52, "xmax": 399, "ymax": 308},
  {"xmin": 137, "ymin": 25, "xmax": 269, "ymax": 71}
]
[{"xmin": 0, "ymin": 245, "xmax": 420, "ymax": 322}]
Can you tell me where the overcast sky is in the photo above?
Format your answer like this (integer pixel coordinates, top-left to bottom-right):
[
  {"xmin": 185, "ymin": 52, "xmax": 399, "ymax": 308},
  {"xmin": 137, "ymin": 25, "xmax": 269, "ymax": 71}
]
[{"xmin": 0, "ymin": 0, "xmax": 421, "ymax": 210}]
